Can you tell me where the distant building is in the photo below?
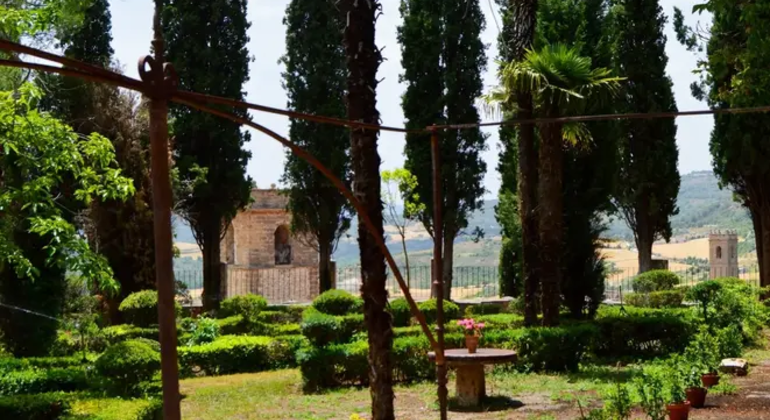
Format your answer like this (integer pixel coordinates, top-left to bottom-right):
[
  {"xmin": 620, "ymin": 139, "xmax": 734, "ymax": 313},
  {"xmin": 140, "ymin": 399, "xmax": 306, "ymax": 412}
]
[
  {"xmin": 709, "ymin": 231, "xmax": 738, "ymax": 279},
  {"xmin": 219, "ymin": 188, "xmax": 319, "ymax": 303}
]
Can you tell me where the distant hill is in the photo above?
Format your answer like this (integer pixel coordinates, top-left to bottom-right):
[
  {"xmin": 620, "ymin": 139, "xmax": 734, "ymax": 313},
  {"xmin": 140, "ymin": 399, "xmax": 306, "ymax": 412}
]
[{"xmin": 174, "ymin": 171, "xmax": 755, "ymax": 269}]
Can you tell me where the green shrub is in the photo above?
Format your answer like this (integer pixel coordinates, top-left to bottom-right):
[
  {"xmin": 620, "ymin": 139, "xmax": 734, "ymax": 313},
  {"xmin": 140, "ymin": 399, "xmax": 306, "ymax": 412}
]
[
  {"xmin": 95, "ymin": 339, "xmax": 160, "ymax": 395},
  {"xmin": 0, "ymin": 367, "xmax": 89, "ymax": 396},
  {"xmin": 311, "ymin": 290, "xmax": 363, "ymax": 316},
  {"xmin": 631, "ymin": 270, "xmax": 680, "ymax": 293},
  {"xmin": 418, "ymin": 299, "xmax": 460, "ymax": 324},
  {"xmin": 178, "ymin": 335, "xmax": 274, "ymax": 376},
  {"xmin": 594, "ymin": 308, "xmax": 697, "ymax": 360},
  {"xmin": 689, "ymin": 277, "xmax": 770, "ymax": 343},
  {"xmin": 300, "ymin": 308, "xmax": 364, "ymax": 346},
  {"xmin": 473, "ymin": 313, "xmax": 524, "ymax": 328},
  {"xmin": 0, "ymin": 356, "xmax": 90, "ymax": 372},
  {"xmin": 101, "ymin": 325, "xmax": 159, "ymax": 347},
  {"xmin": 262, "ymin": 305, "xmax": 306, "ymax": 323},
  {"xmin": 181, "ymin": 316, "xmax": 220, "ymax": 346},
  {"xmin": 216, "ymin": 315, "xmax": 248, "ymax": 335},
  {"xmin": 389, "ymin": 298, "xmax": 412, "ymax": 327},
  {"xmin": 219, "ymin": 294, "xmax": 268, "ymax": 319},
  {"xmin": 67, "ymin": 396, "xmax": 162, "ymax": 420},
  {"xmin": 0, "ymin": 392, "xmax": 71, "ymax": 420},
  {"xmin": 118, "ymin": 291, "xmax": 181, "ymax": 328},
  {"xmin": 256, "ymin": 310, "xmax": 293, "ymax": 324},
  {"xmin": 465, "ymin": 303, "xmax": 505, "ymax": 316},
  {"xmin": 626, "ymin": 289, "xmax": 686, "ymax": 308}
]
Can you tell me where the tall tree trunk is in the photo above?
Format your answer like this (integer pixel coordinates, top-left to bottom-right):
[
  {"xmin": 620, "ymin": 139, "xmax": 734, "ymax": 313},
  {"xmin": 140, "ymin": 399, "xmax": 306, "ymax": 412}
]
[
  {"xmin": 442, "ymin": 233, "xmax": 454, "ymax": 301},
  {"xmin": 760, "ymin": 206, "xmax": 770, "ymax": 288},
  {"xmin": 510, "ymin": 0, "xmax": 540, "ymax": 327},
  {"xmin": 201, "ymin": 223, "xmax": 222, "ymax": 312},
  {"xmin": 636, "ymin": 232, "xmax": 654, "ymax": 274},
  {"xmin": 318, "ymin": 237, "xmax": 333, "ymax": 293},
  {"xmin": 341, "ymin": 1, "xmax": 394, "ymax": 419},
  {"xmin": 401, "ymin": 236, "xmax": 411, "ymax": 288},
  {"xmin": 538, "ymin": 121, "xmax": 563, "ymax": 327}
]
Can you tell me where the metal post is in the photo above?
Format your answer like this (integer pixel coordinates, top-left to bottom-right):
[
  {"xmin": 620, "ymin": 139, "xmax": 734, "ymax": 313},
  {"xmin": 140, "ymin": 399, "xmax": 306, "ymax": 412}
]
[
  {"xmin": 146, "ymin": 2, "xmax": 181, "ymax": 419},
  {"xmin": 431, "ymin": 127, "xmax": 448, "ymax": 419}
]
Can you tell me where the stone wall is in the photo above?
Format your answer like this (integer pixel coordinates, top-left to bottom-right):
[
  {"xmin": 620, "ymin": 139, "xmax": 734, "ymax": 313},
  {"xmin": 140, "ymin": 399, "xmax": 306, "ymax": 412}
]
[{"xmin": 221, "ymin": 264, "xmax": 319, "ymax": 304}]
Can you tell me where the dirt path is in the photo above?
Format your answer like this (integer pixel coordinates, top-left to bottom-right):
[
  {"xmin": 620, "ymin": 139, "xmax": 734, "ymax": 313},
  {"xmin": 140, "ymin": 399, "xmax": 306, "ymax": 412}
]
[{"xmin": 691, "ymin": 359, "xmax": 770, "ymax": 420}]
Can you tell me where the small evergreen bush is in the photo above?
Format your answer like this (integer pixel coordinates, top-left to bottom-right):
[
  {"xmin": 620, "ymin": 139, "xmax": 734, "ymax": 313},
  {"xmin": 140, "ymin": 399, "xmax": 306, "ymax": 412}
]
[
  {"xmin": 219, "ymin": 294, "xmax": 268, "ymax": 319},
  {"xmin": 631, "ymin": 270, "xmax": 680, "ymax": 293},
  {"xmin": 626, "ymin": 289, "xmax": 686, "ymax": 308},
  {"xmin": 417, "ymin": 299, "xmax": 460, "ymax": 324},
  {"xmin": 311, "ymin": 290, "xmax": 363, "ymax": 316},
  {"xmin": 388, "ymin": 298, "xmax": 411, "ymax": 327},
  {"xmin": 95, "ymin": 339, "xmax": 161, "ymax": 395},
  {"xmin": 118, "ymin": 291, "xmax": 181, "ymax": 328}
]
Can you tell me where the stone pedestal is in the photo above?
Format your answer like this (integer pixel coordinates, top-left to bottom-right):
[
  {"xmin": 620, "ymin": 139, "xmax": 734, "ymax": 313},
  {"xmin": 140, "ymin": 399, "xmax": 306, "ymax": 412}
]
[{"xmin": 455, "ymin": 364, "xmax": 485, "ymax": 407}]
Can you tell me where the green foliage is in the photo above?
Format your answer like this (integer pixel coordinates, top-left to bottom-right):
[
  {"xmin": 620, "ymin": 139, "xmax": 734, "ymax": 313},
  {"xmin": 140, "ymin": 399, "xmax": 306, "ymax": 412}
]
[
  {"xmin": 300, "ymin": 308, "xmax": 364, "ymax": 346},
  {"xmin": 101, "ymin": 325, "xmax": 158, "ymax": 348},
  {"xmin": 417, "ymin": 299, "xmax": 460, "ymax": 324},
  {"xmin": 0, "ymin": 355, "xmax": 90, "ymax": 372},
  {"xmin": 632, "ymin": 270, "xmax": 681, "ymax": 293},
  {"xmin": 0, "ymin": 367, "xmax": 89, "ymax": 396},
  {"xmin": 66, "ymin": 396, "xmax": 162, "ymax": 420},
  {"xmin": 626, "ymin": 289, "xmax": 686, "ymax": 308},
  {"xmin": 688, "ymin": 278, "xmax": 770, "ymax": 343},
  {"xmin": 178, "ymin": 335, "xmax": 298, "ymax": 376},
  {"xmin": 311, "ymin": 290, "xmax": 362, "ymax": 316},
  {"xmin": 0, "ymin": 392, "xmax": 71, "ymax": 420},
  {"xmin": 604, "ymin": 383, "xmax": 632, "ymax": 420},
  {"xmin": 95, "ymin": 339, "xmax": 160, "ymax": 396},
  {"xmin": 162, "ymin": 0, "xmax": 253, "ymax": 310},
  {"xmin": 635, "ymin": 370, "xmax": 667, "ymax": 420},
  {"xmin": 181, "ymin": 316, "xmax": 220, "ymax": 346},
  {"xmin": 684, "ymin": 327, "xmax": 721, "ymax": 374},
  {"xmin": 219, "ymin": 294, "xmax": 267, "ymax": 319},
  {"xmin": 118, "ymin": 290, "xmax": 181, "ymax": 328},
  {"xmin": 399, "ymin": 0, "xmax": 489, "ymax": 299},
  {"xmin": 388, "ymin": 298, "xmax": 412, "ymax": 327}
]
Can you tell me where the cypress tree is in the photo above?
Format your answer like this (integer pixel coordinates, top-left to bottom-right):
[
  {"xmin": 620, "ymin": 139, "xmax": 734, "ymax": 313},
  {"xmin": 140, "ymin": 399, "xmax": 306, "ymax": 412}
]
[
  {"xmin": 280, "ymin": 0, "xmax": 351, "ymax": 293},
  {"xmin": 162, "ymin": 0, "xmax": 253, "ymax": 311},
  {"xmin": 398, "ymin": 0, "xmax": 488, "ymax": 300},
  {"xmin": 613, "ymin": 0, "xmax": 680, "ymax": 274}
]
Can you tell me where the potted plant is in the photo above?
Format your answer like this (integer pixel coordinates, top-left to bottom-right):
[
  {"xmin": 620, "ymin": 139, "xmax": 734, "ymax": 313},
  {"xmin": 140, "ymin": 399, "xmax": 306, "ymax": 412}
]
[
  {"xmin": 457, "ymin": 318, "xmax": 484, "ymax": 353},
  {"xmin": 685, "ymin": 328, "xmax": 721, "ymax": 388},
  {"xmin": 636, "ymin": 371, "xmax": 667, "ymax": 420},
  {"xmin": 666, "ymin": 368, "xmax": 690, "ymax": 420},
  {"xmin": 684, "ymin": 366, "xmax": 707, "ymax": 409}
]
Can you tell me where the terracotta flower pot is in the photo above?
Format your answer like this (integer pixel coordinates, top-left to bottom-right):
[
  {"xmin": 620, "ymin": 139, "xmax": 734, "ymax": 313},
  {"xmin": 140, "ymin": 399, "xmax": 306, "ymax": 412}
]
[
  {"xmin": 686, "ymin": 387, "xmax": 707, "ymax": 408},
  {"xmin": 701, "ymin": 373, "xmax": 720, "ymax": 388},
  {"xmin": 667, "ymin": 401, "xmax": 690, "ymax": 420},
  {"xmin": 465, "ymin": 335, "xmax": 479, "ymax": 354}
]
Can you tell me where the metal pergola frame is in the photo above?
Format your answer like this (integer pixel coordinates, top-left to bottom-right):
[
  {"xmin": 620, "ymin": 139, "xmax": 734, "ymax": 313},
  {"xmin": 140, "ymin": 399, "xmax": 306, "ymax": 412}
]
[{"xmin": 0, "ymin": 7, "xmax": 451, "ymax": 420}]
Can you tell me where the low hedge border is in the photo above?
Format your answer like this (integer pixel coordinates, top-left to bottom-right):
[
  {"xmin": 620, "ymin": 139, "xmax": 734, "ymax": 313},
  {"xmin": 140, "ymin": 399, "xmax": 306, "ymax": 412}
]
[
  {"xmin": 0, "ymin": 366, "xmax": 90, "ymax": 396},
  {"xmin": 300, "ymin": 308, "xmax": 365, "ymax": 346},
  {"xmin": 0, "ymin": 392, "xmax": 72, "ymax": 420},
  {"xmin": 0, "ymin": 355, "xmax": 92, "ymax": 372},
  {"xmin": 101, "ymin": 325, "xmax": 159, "ymax": 347},
  {"xmin": 0, "ymin": 392, "xmax": 162, "ymax": 420},
  {"xmin": 178, "ymin": 335, "xmax": 305, "ymax": 376},
  {"xmin": 626, "ymin": 289, "xmax": 687, "ymax": 308}
]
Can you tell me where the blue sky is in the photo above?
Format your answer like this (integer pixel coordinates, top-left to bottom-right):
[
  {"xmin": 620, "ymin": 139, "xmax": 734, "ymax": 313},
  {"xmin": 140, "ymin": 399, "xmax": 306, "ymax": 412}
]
[{"xmin": 110, "ymin": 0, "xmax": 712, "ymax": 198}]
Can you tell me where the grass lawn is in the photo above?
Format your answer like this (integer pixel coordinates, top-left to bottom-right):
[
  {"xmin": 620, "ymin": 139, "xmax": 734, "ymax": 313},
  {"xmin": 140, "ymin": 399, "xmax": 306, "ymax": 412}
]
[{"xmin": 178, "ymin": 367, "xmax": 625, "ymax": 420}]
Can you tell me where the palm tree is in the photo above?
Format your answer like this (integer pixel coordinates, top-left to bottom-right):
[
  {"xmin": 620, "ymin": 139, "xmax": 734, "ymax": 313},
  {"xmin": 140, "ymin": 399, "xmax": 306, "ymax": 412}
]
[{"xmin": 487, "ymin": 44, "xmax": 622, "ymax": 326}]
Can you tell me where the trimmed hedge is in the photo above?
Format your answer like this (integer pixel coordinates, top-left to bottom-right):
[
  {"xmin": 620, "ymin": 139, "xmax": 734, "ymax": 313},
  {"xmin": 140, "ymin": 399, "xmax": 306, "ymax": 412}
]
[
  {"xmin": 219, "ymin": 294, "xmax": 267, "ymax": 319},
  {"xmin": 418, "ymin": 299, "xmax": 460, "ymax": 324},
  {"xmin": 0, "ymin": 392, "xmax": 71, "ymax": 420},
  {"xmin": 389, "ymin": 298, "xmax": 411, "ymax": 327},
  {"xmin": 300, "ymin": 308, "xmax": 364, "ymax": 346},
  {"xmin": 95, "ymin": 340, "xmax": 161, "ymax": 395},
  {"xmin": 626, "ymin": 289, "xmax": 686, "ymax": 308},
  {"xmin": 632, "ymin": 270, "xmax": 680, "ymax": 293},
  {"xmin": 66, "ymin": 396, "xmax": 162, "ymax": 420},
  {"xmin": 265, "ymin": 305, "xmax": 306, "ymax": 323},
  {"xmin": 118, "ymin": 290, "xmax": 182, "ymax": 328},
  {"xmin": 311, "ymin": 290, "xmax": 363, "ymax": 316},
  {"xmin": 0, "ymin": 367, "xmax": 89, "ymax": 396},
  {"xmin": 101, "ymin": 325, "xmax": 159, "ymax": 347},
  {"xmin": 0, "ymin": 356, "xmax": 91, "ymax": 372},
  {"xmin": 177, "ymin": 335, "xmax": 303, "ymax": 376}
]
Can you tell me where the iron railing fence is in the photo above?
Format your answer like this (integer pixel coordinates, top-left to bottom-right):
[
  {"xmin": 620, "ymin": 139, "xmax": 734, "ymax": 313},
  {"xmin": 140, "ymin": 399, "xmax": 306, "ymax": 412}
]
[{"xmin": 173, "ymin": 264, "xmax": 761, "ymax": 306}]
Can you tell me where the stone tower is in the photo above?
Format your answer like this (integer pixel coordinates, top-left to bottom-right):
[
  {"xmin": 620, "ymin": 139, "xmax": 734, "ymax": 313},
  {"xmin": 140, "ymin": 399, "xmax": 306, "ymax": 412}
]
[{"xmin": 709, "ymin": 231, "xmax": 738, "ymax": 279}]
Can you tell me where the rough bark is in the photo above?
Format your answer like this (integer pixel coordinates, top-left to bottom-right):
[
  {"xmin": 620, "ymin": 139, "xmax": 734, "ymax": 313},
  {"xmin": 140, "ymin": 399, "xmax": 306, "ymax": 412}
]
[
  {"xmin": 340, "ymin": 1, "xmax": 394, "ymax": 418},
  {"xmin": 442, "ymin": 233, "xmax": 455, "ymax": 301},
  {"xmin": 318, "ymin": 237, "xmax": 333, "ymax": 293},
  {"xmin": 636, "ymin": 222, "xmax": 654, "ymax": 275},
  {"xmin": 509, "ymin": 0, "xmax": 540, "ymax": 327},
  {"xmin": 538, "ymin": 120, "xmax": 563, "ymax": 327},
  {"xmin": 201, "ymin": 223, "xmax": 222, "ymax": 312}
]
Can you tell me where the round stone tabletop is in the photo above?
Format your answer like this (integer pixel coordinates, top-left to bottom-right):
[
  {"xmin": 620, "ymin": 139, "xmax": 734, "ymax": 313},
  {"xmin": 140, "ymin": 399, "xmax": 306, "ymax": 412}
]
[{"xmin": 427, "ymin": 348, "xmax": 517, "ymax": 366}]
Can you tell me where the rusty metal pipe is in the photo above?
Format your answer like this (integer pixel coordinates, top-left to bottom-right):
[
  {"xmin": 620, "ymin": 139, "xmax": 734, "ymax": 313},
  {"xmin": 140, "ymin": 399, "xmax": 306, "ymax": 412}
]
[{"xmin": 430, "ymin": 128, "xmax": 448, "ymax": 420}]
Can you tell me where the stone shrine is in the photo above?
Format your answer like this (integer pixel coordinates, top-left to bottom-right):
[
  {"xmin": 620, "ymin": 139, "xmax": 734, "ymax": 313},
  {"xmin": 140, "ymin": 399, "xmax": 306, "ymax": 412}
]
[{"xmin": 219, "ymin": 188, "xmax": 319, "ymax": 303}]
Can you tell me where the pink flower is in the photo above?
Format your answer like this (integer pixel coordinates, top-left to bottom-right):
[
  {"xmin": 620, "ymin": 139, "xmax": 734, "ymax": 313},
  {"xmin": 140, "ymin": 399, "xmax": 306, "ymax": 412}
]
[
  {"xmin": 477, "ymin": 323, "xmax": 485, "ymax": 329},
  {"xmin": 465, "ymin": 325, "xmax": 473, "ymax": 330}
]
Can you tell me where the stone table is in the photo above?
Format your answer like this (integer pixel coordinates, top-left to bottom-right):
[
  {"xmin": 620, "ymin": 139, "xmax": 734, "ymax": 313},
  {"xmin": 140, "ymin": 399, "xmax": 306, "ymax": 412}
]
[{"xmin": 428, "ymin": 348, "xmax": 517, "ymax": 407}]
